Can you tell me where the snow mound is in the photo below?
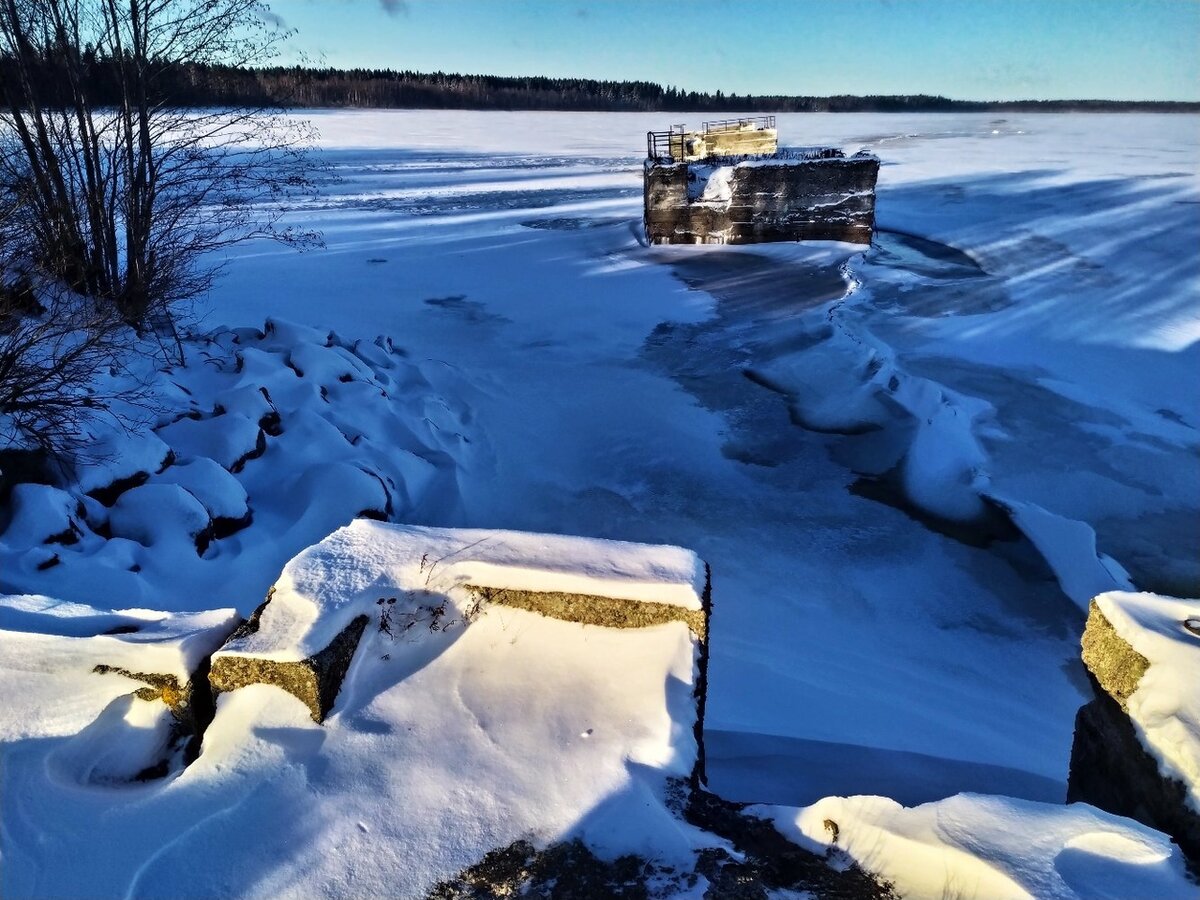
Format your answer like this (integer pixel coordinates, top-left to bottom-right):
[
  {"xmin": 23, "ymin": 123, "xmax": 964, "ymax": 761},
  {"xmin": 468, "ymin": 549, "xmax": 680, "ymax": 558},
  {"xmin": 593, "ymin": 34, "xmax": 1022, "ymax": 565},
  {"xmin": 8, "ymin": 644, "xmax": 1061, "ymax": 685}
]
[
  {"xmin": 109, "ymin": 483, "xmax": 212, "ymax": 551},
  {"xmin": 1093, "ymin": 591, "xmax": 1200, "ymax": 813},
  {"xmin": 2, "ymin": 484, "xmax": 83, "ymax": 550},
  {"xmin": 72, "ymin": 429, "xmax": 172, "ymax": 496},
  {"xmin": 152, "ymin": 457, "xmax": 249, "ymax": 523},
  {"xmin": 759, "ymin": 793, "xmax": 1194, "ymax": 899},
  {"xmin": 156, "ymin": 411, "xmax": 263, "ymax": 472},
  {"xmin": 0, "ymin": 320, "xmax": 480, "ymax": 613}
]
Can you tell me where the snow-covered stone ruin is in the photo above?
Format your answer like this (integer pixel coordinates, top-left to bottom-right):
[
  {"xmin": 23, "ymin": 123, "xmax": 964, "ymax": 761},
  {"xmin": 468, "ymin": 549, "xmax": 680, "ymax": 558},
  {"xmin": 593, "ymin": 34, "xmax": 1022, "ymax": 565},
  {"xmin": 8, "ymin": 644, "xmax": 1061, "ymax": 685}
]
[{"xmin": 644, "ymin": 117, "xmax": 880, "ymax": 245}]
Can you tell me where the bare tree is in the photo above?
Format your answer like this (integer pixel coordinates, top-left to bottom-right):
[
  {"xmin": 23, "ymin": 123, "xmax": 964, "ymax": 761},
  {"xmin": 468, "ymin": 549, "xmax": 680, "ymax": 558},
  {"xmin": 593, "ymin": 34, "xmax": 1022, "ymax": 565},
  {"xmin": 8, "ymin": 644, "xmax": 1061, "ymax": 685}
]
[
  {"xmin": 0, "ymin": 168, "xmax": 139, "ymax": 466},
  {"xmin": 0, "ymin": 0, "xmax": 321, "ymax": 325},
  {"xmin": 0, "ymin": 286, "xmax": 132, "ymax": 456},
  {"xmin": 0, "ymin": 0, "xmax": 321, "ymax": 468}
]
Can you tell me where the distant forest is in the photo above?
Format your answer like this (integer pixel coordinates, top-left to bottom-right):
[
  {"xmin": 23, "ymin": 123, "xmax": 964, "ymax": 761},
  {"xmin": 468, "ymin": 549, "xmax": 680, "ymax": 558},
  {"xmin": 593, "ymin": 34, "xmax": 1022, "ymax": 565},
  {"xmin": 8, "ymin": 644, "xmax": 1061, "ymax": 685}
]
[{"xmin": 4, "ymin": 58, "xmax": 1197, "ymax": 112}]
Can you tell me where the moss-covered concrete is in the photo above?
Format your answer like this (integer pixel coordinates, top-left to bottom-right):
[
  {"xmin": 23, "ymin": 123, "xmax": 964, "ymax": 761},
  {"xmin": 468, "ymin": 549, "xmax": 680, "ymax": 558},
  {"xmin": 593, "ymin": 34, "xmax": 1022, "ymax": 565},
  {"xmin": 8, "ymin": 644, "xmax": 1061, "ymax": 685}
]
[
  {"xmin": 465, "ymin": 585, "xmax": 706, "ymax": 640},
  {"xmin": 1080, "ymin": 599, "xmax": 1150, "ymax": 709},
  {"xmin": 209, "ymin": 614, "xmax": 369, "ymax": 722},
  {"xmin": 93, "ymin": 665, "xmax": 189, "ymax": 719}
]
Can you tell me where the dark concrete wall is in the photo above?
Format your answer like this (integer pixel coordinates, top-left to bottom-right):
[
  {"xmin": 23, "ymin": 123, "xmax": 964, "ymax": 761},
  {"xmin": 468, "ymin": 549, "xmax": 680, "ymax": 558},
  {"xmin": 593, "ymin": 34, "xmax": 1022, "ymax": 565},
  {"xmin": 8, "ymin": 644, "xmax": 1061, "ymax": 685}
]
[
  {"xmin": 1069, "ymin": 681, "xmax": 1200, "ymax": 865},
  {"xmin": 644, "ymin": 154, "xmax": 879, "ymax": 246}
]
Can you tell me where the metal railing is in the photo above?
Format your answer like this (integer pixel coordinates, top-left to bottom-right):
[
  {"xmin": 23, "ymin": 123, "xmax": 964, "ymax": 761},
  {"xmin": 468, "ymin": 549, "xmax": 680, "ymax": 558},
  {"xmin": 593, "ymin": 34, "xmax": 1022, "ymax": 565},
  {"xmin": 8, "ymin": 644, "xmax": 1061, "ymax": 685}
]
[
  {"xmin": 647, "ymin": 124, "xmax": 687, "ymax": 161},
  {"xmin": 701, "ymin": 115, "xmax": 775, "ymax": 133},
  {"xmin": 646, "ymin": 116, "xmax": 777, "ymax": 161}
]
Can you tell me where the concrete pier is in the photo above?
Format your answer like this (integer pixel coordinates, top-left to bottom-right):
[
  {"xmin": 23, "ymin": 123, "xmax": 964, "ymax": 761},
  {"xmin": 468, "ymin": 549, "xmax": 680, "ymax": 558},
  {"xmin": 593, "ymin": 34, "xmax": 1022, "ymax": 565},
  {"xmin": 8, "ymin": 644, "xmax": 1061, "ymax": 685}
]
[{"xmin": 644, "ymin": 149, "xmax": 880, "ymax": 246}]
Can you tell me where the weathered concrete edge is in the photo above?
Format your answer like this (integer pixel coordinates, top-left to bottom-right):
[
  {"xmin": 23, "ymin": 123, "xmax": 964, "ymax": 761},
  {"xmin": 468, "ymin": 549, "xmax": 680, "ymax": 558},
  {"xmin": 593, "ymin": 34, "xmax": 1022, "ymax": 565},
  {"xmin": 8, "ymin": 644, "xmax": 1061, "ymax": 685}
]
[
  {"xmin": 465, "ymin": 584, "xmax": 706, "ymax": 640},
  {"xmin": 92, "ymin": 665, "xmax": 213, "ymax": 764},
  {"xmin": 209, "ymin": 614, "xmax": 369, "ymax": 723},
  {"xmin": 209, "ymin": 562, "xmax": 713, "ymax": 740},
  {"xmin": 1069, "ymin": 686, "xmax": 1200, "ymax": 865},
  {"xmin": 693, "ymin": 563, "xmax": 713, "ymax": 788},
  {"xmin": 1080, "ymin": 598, "xmax": 1149, "ymax": 710},
  {"xmin": 92, "ymin": 617, "xmax": 241, "ymax": 768}
]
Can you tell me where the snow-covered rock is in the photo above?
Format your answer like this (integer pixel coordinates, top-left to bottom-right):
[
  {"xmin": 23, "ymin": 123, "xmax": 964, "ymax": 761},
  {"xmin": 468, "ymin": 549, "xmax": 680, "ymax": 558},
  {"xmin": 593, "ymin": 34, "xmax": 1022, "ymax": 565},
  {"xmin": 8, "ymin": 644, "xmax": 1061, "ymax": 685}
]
[
  {"xmin": 0, "ymin": 320, "xmax": 480, "ymax": 613},
  {"xmin": 73, "ymin": 430, "xmax": 172, "ymax": 500},
  {"xmin": 152, "ymin": 457, "xmax": 250, "ymax": 525},
  {"xmin": 108, "ymin": 483, "xmax": 212, "ymax": 553},
  {"xmin": 1070, "ymin": 591, "xmax": 1200, "ymax": 861},
  {"xmin": 1, "ymin": 483, "xmax": 83, "ymax": 549},
  {"xmin": 760, "ymin": 793, "xmax": 1194, "ymax": 899},
  {"xmin": 157, "ymin": 411, "xmax": 264, "ymax": 472},
  {"xmin": 0, "ymin": 594, "xmax": 238, "ymax": 782}
]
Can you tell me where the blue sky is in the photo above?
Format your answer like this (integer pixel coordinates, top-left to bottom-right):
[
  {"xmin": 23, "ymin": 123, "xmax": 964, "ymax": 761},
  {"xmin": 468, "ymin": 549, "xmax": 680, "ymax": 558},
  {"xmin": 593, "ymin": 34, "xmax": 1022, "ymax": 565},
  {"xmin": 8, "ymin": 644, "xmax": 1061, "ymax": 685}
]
[{"xmin": 270, "ymin": 0, "xmax": 1200, "ymax": 101}]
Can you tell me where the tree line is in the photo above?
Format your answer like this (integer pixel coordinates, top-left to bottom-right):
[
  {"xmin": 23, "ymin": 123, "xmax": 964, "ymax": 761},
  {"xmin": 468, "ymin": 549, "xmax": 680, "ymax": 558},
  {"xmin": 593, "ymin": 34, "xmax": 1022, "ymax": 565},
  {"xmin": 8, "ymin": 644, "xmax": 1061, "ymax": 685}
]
[{"xmin": 3, "ymin": 58, "xmax": 1197, "ymax": 113}]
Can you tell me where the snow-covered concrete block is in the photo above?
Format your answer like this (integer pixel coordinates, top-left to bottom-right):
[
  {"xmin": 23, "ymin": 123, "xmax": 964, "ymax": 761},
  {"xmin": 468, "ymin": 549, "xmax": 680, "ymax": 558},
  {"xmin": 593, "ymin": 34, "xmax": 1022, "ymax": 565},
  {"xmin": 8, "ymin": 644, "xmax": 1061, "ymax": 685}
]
[
  {"xmin": 1070, "ymin": 591, "xmax": 1200, "ymax": 862},
  {"xmin": 208, "ymin": 599, "xmax": 369, "ymax": 723},
  {"xmin": 0, "ymin": 595, "xmax": 238, "ymax": 780},
  {"xmin": 210, "ymin": 521, "xmax": 711, "ymax": 778}
]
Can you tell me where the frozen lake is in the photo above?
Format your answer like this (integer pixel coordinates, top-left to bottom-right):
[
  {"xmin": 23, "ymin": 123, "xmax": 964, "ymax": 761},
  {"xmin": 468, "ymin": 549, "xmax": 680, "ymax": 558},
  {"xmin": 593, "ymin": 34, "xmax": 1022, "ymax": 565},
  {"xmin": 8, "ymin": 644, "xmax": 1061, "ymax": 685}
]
[
  {"xmin": 2, "ymin": 107, "xmax": 1197, "ymax": 898},
  {"xmin": 204, "ymin": 109, "xmax": 1200, "ymax": 808}
]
